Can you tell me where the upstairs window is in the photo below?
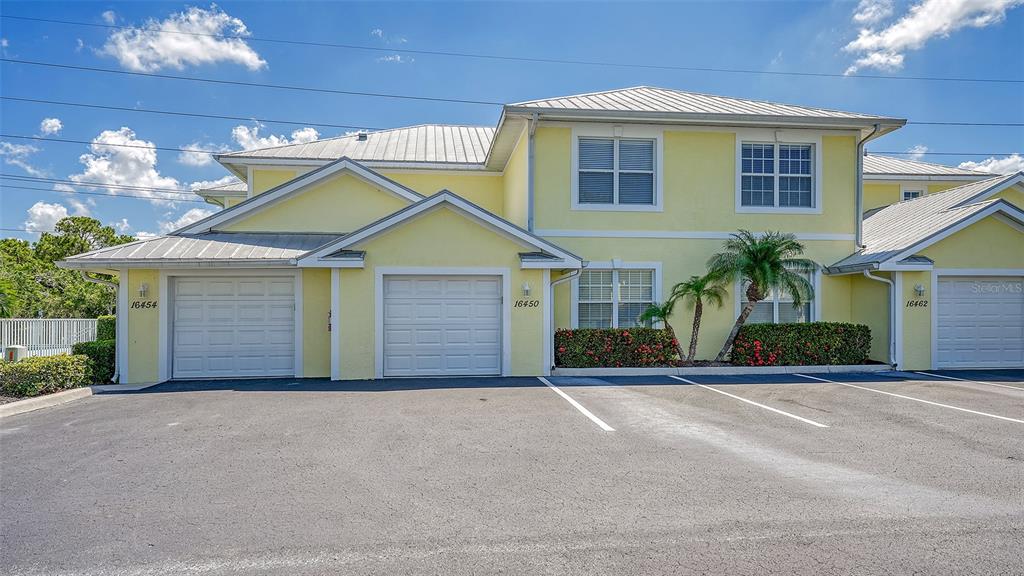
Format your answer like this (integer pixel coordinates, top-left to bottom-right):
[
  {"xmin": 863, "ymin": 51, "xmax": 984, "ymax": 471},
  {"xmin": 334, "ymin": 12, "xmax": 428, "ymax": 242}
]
[
  {"xmin": 577, "ymin": 269, "xmax": 655, "ymax": 328},
  {"xmin": 741, "ymin": 143, "xmax": 814, "ymax": 209},
  {"xmin": 577, "ymin": 137, "xmax": 656, "ymax": 206},
  {"xmin": 902, "ymin": 189, "xmax": 923, "ymax": 201}
]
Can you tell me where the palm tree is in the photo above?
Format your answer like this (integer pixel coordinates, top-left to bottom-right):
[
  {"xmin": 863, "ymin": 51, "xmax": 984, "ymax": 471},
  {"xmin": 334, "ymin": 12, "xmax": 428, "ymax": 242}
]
[
  {"xmin": 672, "ymin": 274, "xmax": 727, "ymax": 363},
  {"xmin": 707, "ymin": 230, "xmax": 816, "ymax": 362},
  {"xmin": 639, "ymin": 300, "xmax": 686, "ymax": 362}
]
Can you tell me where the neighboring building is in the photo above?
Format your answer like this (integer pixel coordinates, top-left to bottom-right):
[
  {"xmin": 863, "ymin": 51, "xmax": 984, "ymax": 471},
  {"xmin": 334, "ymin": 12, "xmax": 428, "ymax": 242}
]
[
  {"xmin": 862, "ymin": 154, "xmax": 991, "ymax": 211},
  {"xmin": 59, "ymin": 87, "xmax": 1024, "ymax": 381}
]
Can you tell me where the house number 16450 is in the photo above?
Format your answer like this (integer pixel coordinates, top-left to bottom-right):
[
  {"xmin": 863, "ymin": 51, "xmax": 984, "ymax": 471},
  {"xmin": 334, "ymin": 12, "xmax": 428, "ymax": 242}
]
[{"xmin": 513, "ymin": 300, "xmax": 539, "ymax": 308}]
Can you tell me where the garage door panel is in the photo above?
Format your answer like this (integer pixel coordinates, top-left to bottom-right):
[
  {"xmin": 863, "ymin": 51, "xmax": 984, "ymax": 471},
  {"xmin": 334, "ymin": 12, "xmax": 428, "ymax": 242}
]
[
  {"xmin": 172, "ymin": 277, "xmax": 295, "ymax": 379},
  {"xmin": 383, "ymin": 275, "xmax": 502, "ymax": 377},
  {"xmin": 937, "ymin": 276, "xmax": 1023, "ymax": 369}
]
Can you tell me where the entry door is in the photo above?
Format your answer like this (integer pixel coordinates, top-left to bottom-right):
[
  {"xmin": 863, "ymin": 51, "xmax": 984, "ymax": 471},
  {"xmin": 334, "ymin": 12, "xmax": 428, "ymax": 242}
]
[
  {"xmin": 383, "ymin": 275, "xmax": 502, "ymax": 377},
  {"xmin": 172, "ymin": 276, "xmax": 295, "ymax": 378},
  {"xmin": 936, "ymin": 276, "xmax": 1024, "ymax": 368}
]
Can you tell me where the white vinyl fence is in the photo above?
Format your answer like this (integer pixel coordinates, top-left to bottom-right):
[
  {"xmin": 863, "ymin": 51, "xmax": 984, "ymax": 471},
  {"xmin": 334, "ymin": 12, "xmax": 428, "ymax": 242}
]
[{"xmin": 0, "ymin": 319, "xmax": 98, "ymax": 358}]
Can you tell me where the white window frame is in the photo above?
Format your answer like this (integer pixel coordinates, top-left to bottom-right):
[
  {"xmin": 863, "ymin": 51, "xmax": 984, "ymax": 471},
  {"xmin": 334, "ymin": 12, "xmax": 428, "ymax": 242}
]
[
  {"xmin": 735, "ymin": 130, "xmax": 823, "ymax": 215},
  {"xmin": 901, "ymin": 185, "xmax": 924, "ymax": 201},
  {"xmin": 571, "ymin": 261, "xmax": 663, "ymax": 328},
  {"xmin": 571, "ymin": 125, "xmax": 664, "ymax": 212},
  {"xmin": 733, "ymin": 269, "xmax": 822, "ymax": 324}
]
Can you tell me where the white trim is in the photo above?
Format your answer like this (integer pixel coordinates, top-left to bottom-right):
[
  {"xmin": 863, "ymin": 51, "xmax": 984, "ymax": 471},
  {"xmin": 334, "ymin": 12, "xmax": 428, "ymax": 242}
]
[
  {"xmin": 220, "ymin": 156, "xmax": 498, "ymax": 173},
  {"xmin": 542, "ymin": 269, "xmax": 552, "ymax": 376},
  {"xmin": 893, "ymin": 271, "xmax": 904, "ymax": 368},
  {"xmin": 331, "ymin": 268, "xmax": 341, "ymax": 380},
  {"xmin": 732, "ymin": 268, "xmax": 820, "ymax": 324},
  {"xmin": 299, "ymin": 191, "xmax": 583, "ymax": 268},
  {"xmin": 158, "ymin": 271, "xmax": 170, "ymax": 383},
  {"xmin": 570, "ymin": 124, "xmax": 664, "ymax": 213},
  {"xmin": 179, "ymin": 158, "xmax": 423, "ymax": 234},
  {"xmin": 878, "ymin": 261, "xmax": 934, "ymax": 271},
  {"xmin": 930, "ymin": 268, "xmax": 1024, "ymax": 370},
  {"xmin": 373, "ymin": 267, "xmax": 512, "ymax": 379},
  {"xmin": 293, "ymin": 270, "xmax": 303, "ymax": 378},
  {"xmin": 570, "ymin": 261, "xmax": 662, "ymax": 329},
  {"xmin": 888, "ymin": 202, "xmax": 1024, "ymax": 264},
  {"xmin": 535, "ymin": 229, "xmax": 855, "ymax": 241},
  {"xmin": 735, "ymin": 130, "xmax": 823, "ymax": 215},
  {"xmin": 117, "ymin": 269, "xmax": 128, "ymax": 384},
  {"xmin": 900, "ymin": 184, "xmax": 926, "ymax": 201}
]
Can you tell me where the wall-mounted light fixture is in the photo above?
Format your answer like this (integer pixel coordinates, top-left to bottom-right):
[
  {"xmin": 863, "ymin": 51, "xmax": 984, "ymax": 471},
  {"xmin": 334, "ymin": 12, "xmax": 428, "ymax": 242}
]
[
  {"xmin": 138, "ymin": 283, "xmax": 149, "ymax": 298},
  {"xmin": 521, "ymin": 282, "xmax": 531, "ymax": 298},
  {"xmin": 914, "ymin": 284, "xmax": 926, "ymax": 297}
]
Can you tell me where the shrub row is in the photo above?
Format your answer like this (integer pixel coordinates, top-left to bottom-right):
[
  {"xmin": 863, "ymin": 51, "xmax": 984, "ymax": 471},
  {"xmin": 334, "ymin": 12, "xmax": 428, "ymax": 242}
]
[
  {"xmin": 0, "ymin": 354, "xmax": 93, "ymax": 397},
  {"xmin": 554, "ymin": 328, "xmax": 679, "ymax": 368},
  {"xmin": 72, "ymin": 339, "xmax": 116, "ymax": 383},
  {"xmin": 96, "ymin": 315, "xmax": 116, "ymax": 341},
  {"xmin": 730, "ymin": 322, "xmax": 871, "ymax": 366}
]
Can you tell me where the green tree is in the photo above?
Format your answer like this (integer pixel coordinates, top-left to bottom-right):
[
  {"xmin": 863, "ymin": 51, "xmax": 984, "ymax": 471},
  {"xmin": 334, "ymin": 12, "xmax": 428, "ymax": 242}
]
[
  {"xmin": 671, "ymin": 274, "xmax": 727, "ymax": 363},
  {"xmin": 639, "ymin": 300, "xmax": 685, "ymax": 362},
  {"xmin": 707, "ymin": 230, "xmax": 816, "ymax": 362},
  {"xmin": 34, "ymin": 216, "xmax": 134, "ymax": 264}
]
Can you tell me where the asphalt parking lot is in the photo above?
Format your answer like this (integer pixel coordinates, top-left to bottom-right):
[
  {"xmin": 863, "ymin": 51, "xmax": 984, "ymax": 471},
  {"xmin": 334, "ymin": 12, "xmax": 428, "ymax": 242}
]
[{"xmin": 2, "ymin": 370, "xmax": 1022, "ymax": 575}]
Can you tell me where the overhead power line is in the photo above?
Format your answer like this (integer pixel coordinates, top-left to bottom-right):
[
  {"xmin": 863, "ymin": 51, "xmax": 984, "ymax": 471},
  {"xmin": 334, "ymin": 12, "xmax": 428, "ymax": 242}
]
[
  {"xmin": 2, "ymin": 227, "xmax": 56, "ymax": 234},
  {"xmin": 870, "ymin": 151, "xmax": 1017, "ymax": 156},
  {"xmin": 3, "ymin": 95, "xmax": 1020, "ymax": 128},
  {"xmin": 0, "ymin": 183, "xmax": 208, "ymax": 203},
  {"xmin": 3, "ymin": 13, "xmax": 1022, "ymax": 85},
  {"xmin": 1, "ymin": 96, "xmax": 385, "ymax": 131},
  {"xmin": 1, "ymin": 173, "xmax": 205, "ymax": 195},
  {"xmin": 0, "ymin": 58, "xmax": 504, "ymax": 105}
]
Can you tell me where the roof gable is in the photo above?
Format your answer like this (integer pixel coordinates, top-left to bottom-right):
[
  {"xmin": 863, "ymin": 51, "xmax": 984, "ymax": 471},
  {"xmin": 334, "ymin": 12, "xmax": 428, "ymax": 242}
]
[{"xmin": 177, "ymin": 158, "xmax": 423, "ymax": 235}]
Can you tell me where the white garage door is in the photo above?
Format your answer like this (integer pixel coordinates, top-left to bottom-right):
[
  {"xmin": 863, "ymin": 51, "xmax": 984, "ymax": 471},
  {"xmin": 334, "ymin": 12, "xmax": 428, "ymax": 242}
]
[
  {"xmin": 936, "ymin": 277, "xmax": 1024, "ymax": 369},
  {"xmin": 383, "ymin": 275, "xmax": 502, "ymax": 377},
  {"xmin": 172, "ymin": 277, "xmax": 295, "ymax": 378}
]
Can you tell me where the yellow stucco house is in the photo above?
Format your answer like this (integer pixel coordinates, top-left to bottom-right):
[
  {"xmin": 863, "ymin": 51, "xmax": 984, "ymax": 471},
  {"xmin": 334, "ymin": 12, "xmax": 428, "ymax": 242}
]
[{"xmin": 59, "ymin": 87, "xmax": 1024, "ymax": 382}]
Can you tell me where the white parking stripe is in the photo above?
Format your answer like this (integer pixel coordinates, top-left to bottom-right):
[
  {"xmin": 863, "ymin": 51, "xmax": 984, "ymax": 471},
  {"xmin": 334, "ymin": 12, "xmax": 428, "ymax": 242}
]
[
  {"xmin": 538, "ymin": 377, "xmax": 615, "ymax": 432},
  {"xmin": 795, "ymin": 373, "xmax": 1024, "ymax": 424},
  {"xmin": 669, "ymin": 375, "xmax": 829, "ymax": 428},
  {"xmin": 914, "ymin": 371, "xmax": 1024, "ymax": 392}
]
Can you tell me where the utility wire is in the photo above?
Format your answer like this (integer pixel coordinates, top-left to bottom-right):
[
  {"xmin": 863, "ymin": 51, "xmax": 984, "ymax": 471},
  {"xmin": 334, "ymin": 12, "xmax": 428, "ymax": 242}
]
[
  {"xmin": 0, "ymin": 58, "xmax": 504, "ymax": 105},
  {"xmin": 0, "ymin": 183, "xmax": 208, "ymax": 203},
  {"xmin": 870, "ymin": 151, "xmax": 1017, "ymax": 156},
  {"xmin": 3, "ymin": 95, "xmax": 1020, "ymax": 128},
  {"xmin": 1, "ymin": 227, "xmax": 56, "ymax": 233},
  {"xmin": 0, "ymin": 96, "xmax": 385, "ymax": 131},
  {"xmin": 1, "ymin": 174, "xmax": 207, "ymax": 195},
  {"xmin": 3, "ymin": 13, "xmax": 1022, "ymax": 85}
]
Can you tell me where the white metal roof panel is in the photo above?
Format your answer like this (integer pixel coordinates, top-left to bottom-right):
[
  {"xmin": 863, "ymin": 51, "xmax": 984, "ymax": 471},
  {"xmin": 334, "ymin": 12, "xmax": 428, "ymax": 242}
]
[
  {"xmin": 61, "ymin": 233, "xmax": 342, "ymax": 266},
  {"xmin": 863, "ymin": 154, "xmax": 990, "ymax": 177}
]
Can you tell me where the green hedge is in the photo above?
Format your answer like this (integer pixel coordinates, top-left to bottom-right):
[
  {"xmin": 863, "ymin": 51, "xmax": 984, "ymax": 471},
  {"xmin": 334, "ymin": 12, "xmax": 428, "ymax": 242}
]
[
  {"xmin": 96, "ymin": 315, "xmax": 116, "ymax": 341},
  {"xmin": 731, "ymin": 322, "xmax": 871, "ymax": 366},
  {"xmin": 0, "ymin": 354, "xmax": 93, "ymax": 397},
  {"xmin": 72, "ymin": 339, "xmax": 116, "ymax": 383},
  {"xmin": 554, "ymin": 328, "xmax": 679, "ymax": 368}
]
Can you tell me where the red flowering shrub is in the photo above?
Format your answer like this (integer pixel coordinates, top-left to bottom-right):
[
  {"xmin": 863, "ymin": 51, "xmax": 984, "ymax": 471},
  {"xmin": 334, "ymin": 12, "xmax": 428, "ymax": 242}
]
[
  {"xmin": 554, "ymin": 328, "xmax": 679, "ymax": 368},
  {"xmin": 730, "ymin": 322, "xmax": 871, "ymax": 366}
]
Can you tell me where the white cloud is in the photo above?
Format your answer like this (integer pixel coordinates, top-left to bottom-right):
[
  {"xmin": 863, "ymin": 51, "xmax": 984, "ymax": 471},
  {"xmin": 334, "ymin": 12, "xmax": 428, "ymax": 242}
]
[
  {"xmin": 369, "ymin": 27, "xmax": 406, "ymax": 44},
  {"xmin": 376, "ymin": 54, "xmax": 413, "ymax": 64},
  {"xmin": 957, "ymin": 154, "xmax": 1024, "ymax": 174},
  {"xmin": 136, "ymin": 230, "xmax": 159, "ymax": 240},
  {"xmin": 188, "ymin": 175, "xmax": 240, "ymax": 191},
  {"xmin": 24, "ymin": 202, "xmax": 68, "ymax": 233},
  {"xmin": 370, "ymin": 28, "xmax": 384, "ymax": 39},
  {"xmin": 853, "ymin": 0, "xmax": 895, "ymax": 24},
  {"xmin": 67, "ymin": 198, "xmax": 92, "ymax": 217},
  {"xmin": 231, "ymin": 124, "xmax": 319, "ymax": 150},
  {"xmin": 67, "ymin": 127, "xmax": 185, "ymax": 204},
  {"xmin": 111, "ymin": 218, "xmax": 131, "ymax": 233},
  {"xmin": 907, "ymin": 144, "xmax": 929, "ymax": 160},
  {"xmin": 99, "ymin": 5, "xmax": 266, "ymax": 72},
  {"xmin": 844, "ymin": 0, "xmax": 1023, "ymax": 74},
  {"xmin": 39, "ymin": 117, "xmax": 63, "ymax": 135},
  {"xmin": 1, "ymin": 38, "xmax": 8, "ymax": 48},
  {"xmin": 178, "ymin": 141, "xmax": 231, "ymax": 167},
  {"xmin": 0, "ymin": 141, "xmax": 45, "ymax": 177},
  {"xmin": 102, "ymin": 10, "xmax": 116, "ymax": 25},
  {"xmin": 159, "ymin": 208, "xmax": 214, "ymax": 233}
]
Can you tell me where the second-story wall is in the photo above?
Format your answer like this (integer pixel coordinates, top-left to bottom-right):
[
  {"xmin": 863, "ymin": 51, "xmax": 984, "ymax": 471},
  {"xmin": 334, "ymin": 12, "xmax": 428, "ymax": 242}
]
[
  {"xmin": 864, "ymin": 180, "xmax": 981, "ymax": 211},
  {"xmin": 531, "ymin": 124, "xmax": 858, "ymax": 237}
]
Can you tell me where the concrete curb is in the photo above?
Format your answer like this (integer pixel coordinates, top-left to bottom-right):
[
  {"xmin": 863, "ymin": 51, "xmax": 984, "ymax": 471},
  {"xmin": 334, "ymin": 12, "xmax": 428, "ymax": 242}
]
[
  {"xmin": 0, "ymin": 387, "xmax": 94, "ymax": 419},
  {"xmin": 551, "ymin": 364, "xmax": 892, "ymax": 377},
  {"xmin": 92, "ymin": 382, "xmax": 161, "ymax": 393}
]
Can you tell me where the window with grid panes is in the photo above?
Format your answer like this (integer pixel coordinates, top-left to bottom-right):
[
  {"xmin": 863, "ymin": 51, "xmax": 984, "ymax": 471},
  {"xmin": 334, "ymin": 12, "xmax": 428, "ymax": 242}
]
[
  {"xmin": 577, "ymin": 269, "xmax": 655, "ymax": 328},
  {"xmin": 578, "ymin": 137, "xmax": 655, "ymax": 206},
  {"xmin": 740, "ymin": 269, "xmax": 814, "ymax": 324},
  {"xmin": 741, "ymin": 143, "xmax": 814, "ymax": 208}
]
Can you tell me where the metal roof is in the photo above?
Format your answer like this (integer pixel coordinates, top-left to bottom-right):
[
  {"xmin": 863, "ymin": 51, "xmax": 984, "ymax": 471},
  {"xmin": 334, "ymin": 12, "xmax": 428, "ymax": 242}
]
[
  {"xmin": 218, "ymin": 125, "xmax": 494, "ymax": 165},
  {"xmin": 195, "ymin": 179, "xmax": 247, "ymax": 194},
  {"xmin": 509, "ymin": 86, "xmax": 901, "ymax": 122},
  {"xmin": 863, "ymin": 154, "xmax": 990, "ymax": 177},
  {"xmin": 831, "ymin": 172, "xmax": 1024, "ymax": 271},
  {"xmin": 59, "ymin": 232, "xmax": 342, "ymax": 268}
]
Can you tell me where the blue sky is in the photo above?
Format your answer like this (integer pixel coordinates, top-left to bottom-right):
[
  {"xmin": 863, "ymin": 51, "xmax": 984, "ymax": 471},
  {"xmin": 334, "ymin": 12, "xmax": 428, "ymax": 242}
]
[{"xmin": 1, "ymin": 0, "xmax": 1022, "ymax": 240}]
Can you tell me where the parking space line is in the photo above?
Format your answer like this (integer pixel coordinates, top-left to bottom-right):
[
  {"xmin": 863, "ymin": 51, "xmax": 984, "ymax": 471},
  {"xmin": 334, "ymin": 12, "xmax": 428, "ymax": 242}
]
[
  {"xmin": 537, "ymin": 377, "xmax": 615, "ymax": 432},
  {"xmin": 795, "ymin": 374, "xmax": 1024, "ymax": 424},
  {"xmin": 669, "ymin": 376, "xmax": 829, "ymax": 428},
  {"xmin": 914, "ymin": 371, "xmax": 1024, "ymax": 392}
]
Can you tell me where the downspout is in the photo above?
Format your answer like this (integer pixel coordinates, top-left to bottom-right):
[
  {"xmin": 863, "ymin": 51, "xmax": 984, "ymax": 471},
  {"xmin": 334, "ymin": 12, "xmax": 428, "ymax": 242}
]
[
  {"xmin": 862, "ymin": 270, "xmax": 896, "ymax": 367},
  {"xmin": 80, "ymin": 271, "xmax": 120, "ymax": 382},
  {"xmin": 527, "ymin": 112, "xmax": 539, "ymax": 232},
  {"xmin": 548, "ymin": 268, "xmax": 583, "ymax": 371},
  {"xmin": 856, "ymin": 124, "xmax": 881, "ymax": 248}
]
